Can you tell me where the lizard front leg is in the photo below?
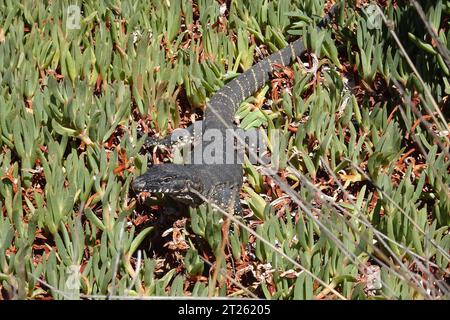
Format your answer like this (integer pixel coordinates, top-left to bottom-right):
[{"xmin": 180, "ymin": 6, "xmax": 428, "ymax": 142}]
[{"xmin": 208, "ymin": 182, "xmax": 242, "ymax": 214}]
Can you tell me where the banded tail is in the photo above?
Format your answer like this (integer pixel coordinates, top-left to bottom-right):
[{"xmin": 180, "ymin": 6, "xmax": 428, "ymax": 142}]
[{"xmin": 204, "ymin": 3, "xmax": 340, "ymax": 128}]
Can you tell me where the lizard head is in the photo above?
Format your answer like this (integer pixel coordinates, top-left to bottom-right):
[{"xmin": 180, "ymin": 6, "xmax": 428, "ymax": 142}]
[{"xmin": 132, "ymin": 164, "xmax": 204, "ymax": 196}]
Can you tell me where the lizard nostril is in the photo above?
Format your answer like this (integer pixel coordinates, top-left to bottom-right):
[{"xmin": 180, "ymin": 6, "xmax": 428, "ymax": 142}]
[{"xmin": 132, "ymin": 177, "xmax": 146, "ymax": 191}]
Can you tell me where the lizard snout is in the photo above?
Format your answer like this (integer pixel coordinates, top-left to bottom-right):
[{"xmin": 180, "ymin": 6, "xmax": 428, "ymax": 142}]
[{"xmin": 132, "ymin": 175, "xmax": 148, "ymax": 192}]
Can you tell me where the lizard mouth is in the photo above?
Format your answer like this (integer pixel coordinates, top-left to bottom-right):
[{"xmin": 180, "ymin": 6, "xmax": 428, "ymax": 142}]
[{"xmin": 140, "ymin": 188, "xmax": 174, "ymax": 193}]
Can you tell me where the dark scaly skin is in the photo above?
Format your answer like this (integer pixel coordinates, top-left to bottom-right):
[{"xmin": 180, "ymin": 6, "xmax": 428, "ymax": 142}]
[{"xmin": 133, "ymin": 5, "xmax": 339, "ymax": 212}]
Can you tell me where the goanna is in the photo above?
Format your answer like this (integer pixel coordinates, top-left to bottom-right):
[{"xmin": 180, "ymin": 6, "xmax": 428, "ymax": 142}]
[{"xmin": 132, "ymin": 4, "xmax": 340, "ymax": 213}]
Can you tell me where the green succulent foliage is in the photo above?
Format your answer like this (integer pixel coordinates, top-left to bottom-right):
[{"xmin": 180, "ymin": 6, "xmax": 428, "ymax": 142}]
[{"xmin": 0, "ymin": 0, "xmax": 449, "ymax": 300}]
